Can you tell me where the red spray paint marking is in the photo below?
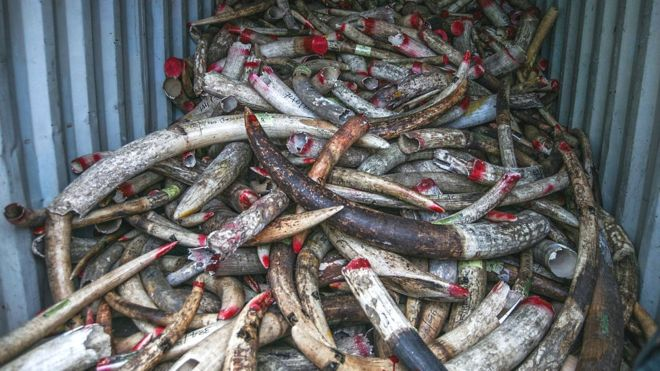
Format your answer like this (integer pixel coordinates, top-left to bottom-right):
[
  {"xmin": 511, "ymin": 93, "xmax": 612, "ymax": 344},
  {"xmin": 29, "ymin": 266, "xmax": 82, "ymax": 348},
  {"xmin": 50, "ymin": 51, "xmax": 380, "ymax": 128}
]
[
  {"xmin": 239, "ymin": 29, "xmax": 254, "ymax": 43},
  {"xmin": 91, "ymin": 152, "xmax": 103, "ymax": 162},
  {"xmin": 328, "ymin": 281, "xmax": 347, "ymax": 290},
  {"xmin": 362, "ymin": 18, "xmax": 377, "ymax": 35},
  {"xmin": 260, "ymin": 254, "xmax": 270, "ymax": 269},
  {"xmin": 500, "ymin": 173, "xmax": 522, "ymax": 193},
  {"xmin": 339, "ymin": 23, "xmax": 347, "ymax": 32},
  {"xmin": 316, "ymin": 71, "xmax": 326, "ymax": 85},
  {"xmin": 543, "ymin": 184, "xmax": 555, "ymax": 194},
  {"xmin": 85, "ymin": 307, "xmax": 95, "ymax": 325},
  {"xmin": 164, "ymin": 57, "xmax": 184, "ymax": 78},
  {"xmin": 155, "ymin": 241, "xmax": 178, "ymax": 259},
  {"xmin": 244, "ymin": 60, "xmax": 260, "ymax": 69},
  {"xmin": 503, "ymin": 47, "xmax": 518, "ymax": 63},
  {"xmin": 238, "ymin": 47, "xmax": 251, "ymax": 56},
  {"xmin": 132, "ymin": 333, "xmax": 153, "ymax": 351},
  {"xmin": 409, "ymin": 12, "xmax": 423, "ymax": 29},
  {"xmin": 197, "ymin": 234, "xmax": 207, "ymax": 247},
  {"xmin": 433, "ymin": 29, "xmax": 448, "ymax": 41},
  {"xmin": 147, "ymin": 189, "xmax": 160, "ymax": 197},
  {"xmin": 203, "ymin": 211, "xmax": 215, "ymax": 221},
  {"xmin": 215, "ymin": 3, "xmax": 227, "ymax": 15},
  {"xmin": 250, "ymin": 166, "xmax": 270, "ymax": 178},
  {"xmin": 468, "ymin": 159, "xmax": 487, "ymax": 182},
  {"xmin": 448, "ymin": 283, "xmax": 470, "ymax": 298},
  {"xmin": 243, "ymin": 275, "xmax": 261, "ymax": 293},
  {"xmin": 459, "ymin": 96, "xmax": 470, "ymax": 111},
  {"xmin": 292, "ymin": 237, "xmax": 304, "ymax": 254},
  {"xmin": 559, "ymin": 141, "xmax": 572, "ymax": 153},
  {"xmin": 344, "ymin": 257, "xmax": 371, "ymax": 271},
  {"xmin": 183, "ymin": 101, "xmax": 195, "ymax": 112},
  {"xmin": 411, "ymin": 61, "xmax": 423, "ymax": 74},
  {"xmin": 303, "ymin": 36, "xmax": 328, "ymax": 55},
  {"xmin": 412, "ymin": 178, "xmax": 438, "ymax": 194},
  {"xmin": 389, "ymin": 355, "xmax": 399, "ymax": 371},
  {"xmin": 428, "ymin": 204, "xmax": 446, "ymax": 213},
  {"xmin": 521, "ymin": 295, "xmax": 555, "ymax": 315},
  {"xmin": 551, "ymin": 79, "xmax": 560, "ymax": 91},
  {"xmin": 491, "ymin": 280, "xmax": 505, "ymax": 293},
  {"xmin": 471, "ymin": 64, "xmax": 485, "ymax": 78},
  {"xmin": 472, "ymin": 55, "xmax": 483, "ymax": 65},
  {"xmin": 531, "ymin": 139, "xmax": 543, "ymax": 151},
  {"xmin": 72, "ymin": 155, "xmax": 89, "ymax": 171},
  {"xmin": 344, "ymin": 81, "xmax": 358, "ymax": 91},
  {"xmin": 537, "ymin": 58, "xmax": 549, "ymax": 71},
  {"xmin": 238, "ymin": 190, "xmax": 258, "ymax": 210},
  {"xmin": 302, "ymin": 157, "xmax": 316, "ymax": 165},
  {"xmin": 249, "ymin": 290, "xmax": 273, "ymax": 311},
  {"xmin": 192, "ymin": 280, "xmax": 205, "ymax": 289},
  {"xmin": 485, "ymin": 210, "xmax": 517, "ymax": 222},
  {"xmin": 217, "ymin": 305, "xmax": 240, "ymax": 320},
  {"xmin": 463, "ymin": 50, "xmax": 472, "ymax": 63},
  {"xmin": 226, "ymin": 23, "xmax": 242, "ymax": 34},
  {"xmin": 353, "ymin": 334, "xmax": 371, "ymax": 356},
  {"xmin": 117, "ymin": 183, "xmax": 135, "ymax": 198},
  {"xmin": 450, "ymin": 20, "xmax": 464, "ymax": 36},
  {"xmin": 207, "ymin": 61, "xmax": 224, "ymax": 73},
  {"xmin": 33, "ymin": 226, "xmax": 45, "ymax": 235}
]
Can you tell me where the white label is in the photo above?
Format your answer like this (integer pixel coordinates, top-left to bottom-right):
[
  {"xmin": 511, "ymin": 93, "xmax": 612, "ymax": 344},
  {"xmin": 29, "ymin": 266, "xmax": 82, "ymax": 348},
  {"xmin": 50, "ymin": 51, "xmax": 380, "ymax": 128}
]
[{"xmin": 354, "ymin": 44, "xmax": 372, "ymax": 57}]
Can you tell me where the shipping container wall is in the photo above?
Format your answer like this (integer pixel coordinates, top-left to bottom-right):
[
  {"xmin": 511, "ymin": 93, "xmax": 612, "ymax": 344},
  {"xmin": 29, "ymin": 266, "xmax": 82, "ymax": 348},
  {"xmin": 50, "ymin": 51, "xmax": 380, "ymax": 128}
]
[{"xmin": 0, "ymin": 0, "xmax": 658, "ymax": 334}]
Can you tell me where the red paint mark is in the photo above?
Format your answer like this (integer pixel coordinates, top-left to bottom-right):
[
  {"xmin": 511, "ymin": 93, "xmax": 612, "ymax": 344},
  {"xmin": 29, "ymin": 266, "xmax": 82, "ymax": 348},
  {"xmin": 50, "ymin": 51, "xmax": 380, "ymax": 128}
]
[
  {"xmin": 132, "ymin": 333, "xmax": 153, "ymax": 351},
  {"xmin": 328, "ymin": 281, "xmax": 346, "ymax": 289},
  {"xmin": 537, "ymin": 58, "xmax": 549, "ymax": 71},
  {"xmin": 226, "ymin": 23, "xmax": 242, "ymax": 34},
  {"xmin": 249, "ymin": 290, "xmax": 274, "ymax": 311},
  {"xmin": 147, "ymin": 189, "xmax": 160, "ymax": 196},
  {"xmin": 448, "ymin": 283, "xmax": 470, "ymax": 298},
  {"xmin": 521, "ymin": 295, "xmax": 554, "ymax": 315},
  {"xmin": 413, "ymin": 178, "xmax": 438, "ymax": 194},
  {"xmin": 262, "ymin": 65, "xmax": 274, "ymax": 75},
  {"xmin": 428, "ymin": 204, "xmax": 446, "ymax": 213},
  {"xmin": 450, "ymin": 20, "xmax": 464, "ymax": 36},
  {"xmin": 389, "ymin": 355, "xmax": 399, "ymax": 371},
  {"xmin": 118, "ymin": 234, "xmax": 130, "ymax": 242},
  {"xmin": 243, "ymin": 275, "xmax": 260, "ymax": 293},
  {"xmin": 558, "ymin": 141, "xmax": 572, "ymax": 153},
  {"xmin": 260, "ymin": 254, "xmax": 270, "ymax": 269},
  {"xmin": 501, "ymin": 173, "xmax": 522, "ymax": 191},
  {"xmin": 433, "ymin": 29, "xmax": 448, "ymax": 42},
  {"xmin": 198, "ymin": 234, "xmax": 207, "ymax": 247},
  {"xmin": 409, "ymin": 12, "xmax": 423, "ymax": 29},
  {"xmin": 207, "ymin": 61, "xmax": 224, "ymax": 73},
  {"xmin": 551, "ymin": 79, "xmax": 560, "ymax": 91},
  {"xmin": 155, "ymin": 241, "xmax": 178, "ymax": 259},
  {"xmin": 215, "ymin": 3, "xmax": 226, "ymax": 14},
  {"xmin": 239, "ymin": 29, "xmax": 254, "ymax": 44},
  {"xmin": 192, "ymin": 280, "xmax": 205, "ymax": 289},
  {"xmin": 303, "ymin": 36, "xmax": 328, "ymax": 55},
  {"xmin": 238, "ymin": 189, "xmax": 258, "ymax": 210},
  {"xmin": 250, "ymin": 166, "xmax": 270, "ymax": 178},
  {"xmin": 503, "ymin": 47, "xmax": 517, "ymax": 63},
  {"xmin": 467, "ymin": 159, "xmax": 487, "ymax": 182},
  {"xmin": 411, "ymin": 61, "xmax": 423, "ymax": 74},
  {"xmin": 531, "ymin": 139, "xmax": 543, "ymax": 151},
  {"xmin": 485, "ymin": 210, "xmax": 517, "ymax": 222},
  {"xmin": 543, "ymin": 184, "xmax": 555, "ymax": 194},
  {"xmin": 117, "ymin": 182, "xmax": 135, "ymax": 198},
  {"xmin": 85, "ymin": 307, "xmax": 95, "ymax": 325},
  {"xmin": 164, "ymin": 57, "xmax": 184, "ymax": 78},
  {"xmin": 362, "ymin": 18, "xmax": 377, "ymax": 35},
  {"xmin": 292, "ymin": 237, "xmax": 304, "ymax": 254},
  {"xmin": 471, "ymin": 64, "xmax": 485, "ymax": 78},
  {"xmin": 463, "ymin": 50, "xmax": 472, "ymax": 63},
  {"xmin": 205, "ymin": 254, "xmax": 221, "ymax": 273},
  {"xmin": 33, "ymin": 226, "xmax": 45, "ymax": 235},
  {"xmin": 244, "ymin": 61, "xmax": 259, "ymax": 69},
  {"xmin": 344, "ymin": 81, "xmax": 358, "ymax": 91},
  {"xmin": 472, "ymin": 55, "xmax": 483, "ymax": 65},
  {"xmin": 238, "ymin": 47, "xmax": 251, "ymax": 56},
  {"xmin": 491, "ymin": 280, "xmax": 505, "ymax": 293},
  {"xmin": 460, "ymin": 97, "xmax": 470, "ymax": 111},
  {"xmin": 353, "ymin": 334, "xmax": 371, "ymax": 356},
  {"xmin": 72, "ymin": 155, "xmax": 89, "ymax": 171},
  {"xmin": 203, "ymin": 211, "xmax": 215, "ymax": 221},
  {"xmin": 316, "ymin": 71, "xmax": 326, "ymax": 85},
  {"xmin": 344, "ymin": 257, "xmax": 371, "ymax": 270},
  {"xmin": 183, "ymin": 101, "xmax": 195, "ymax": 112},
  {"xmin": 339, "ymin": 23, "xmax": 347, "ymax": 32},
  {"xmin": 154, "ymin": 326, "xmax": 165, "ymax": 337},
  {"xmin": 217, "ymin": 305, "xmax": 240, "ymax": 320}
]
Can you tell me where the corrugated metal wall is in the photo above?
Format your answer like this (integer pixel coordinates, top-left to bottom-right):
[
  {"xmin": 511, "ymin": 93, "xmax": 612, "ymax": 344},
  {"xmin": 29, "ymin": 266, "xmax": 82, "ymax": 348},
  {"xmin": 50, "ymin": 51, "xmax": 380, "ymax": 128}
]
[{"xmin": 0, "ymin": 0, "xmax": 658, "ymax": 334}]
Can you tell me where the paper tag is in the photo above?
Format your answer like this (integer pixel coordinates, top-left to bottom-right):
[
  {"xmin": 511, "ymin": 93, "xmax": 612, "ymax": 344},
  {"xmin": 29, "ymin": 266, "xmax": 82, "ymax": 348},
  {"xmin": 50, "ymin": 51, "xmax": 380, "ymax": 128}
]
[{"xmin": 354, "ymin": 44, "xmax": 372, "ymax": 57}]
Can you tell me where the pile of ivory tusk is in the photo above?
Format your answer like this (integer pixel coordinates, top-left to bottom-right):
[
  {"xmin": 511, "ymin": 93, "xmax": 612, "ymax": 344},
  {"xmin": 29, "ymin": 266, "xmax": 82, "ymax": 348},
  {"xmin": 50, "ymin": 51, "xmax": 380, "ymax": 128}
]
[{"xmin": 2, "ymin": 0, "xmax": 656, "ymax": 370}]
